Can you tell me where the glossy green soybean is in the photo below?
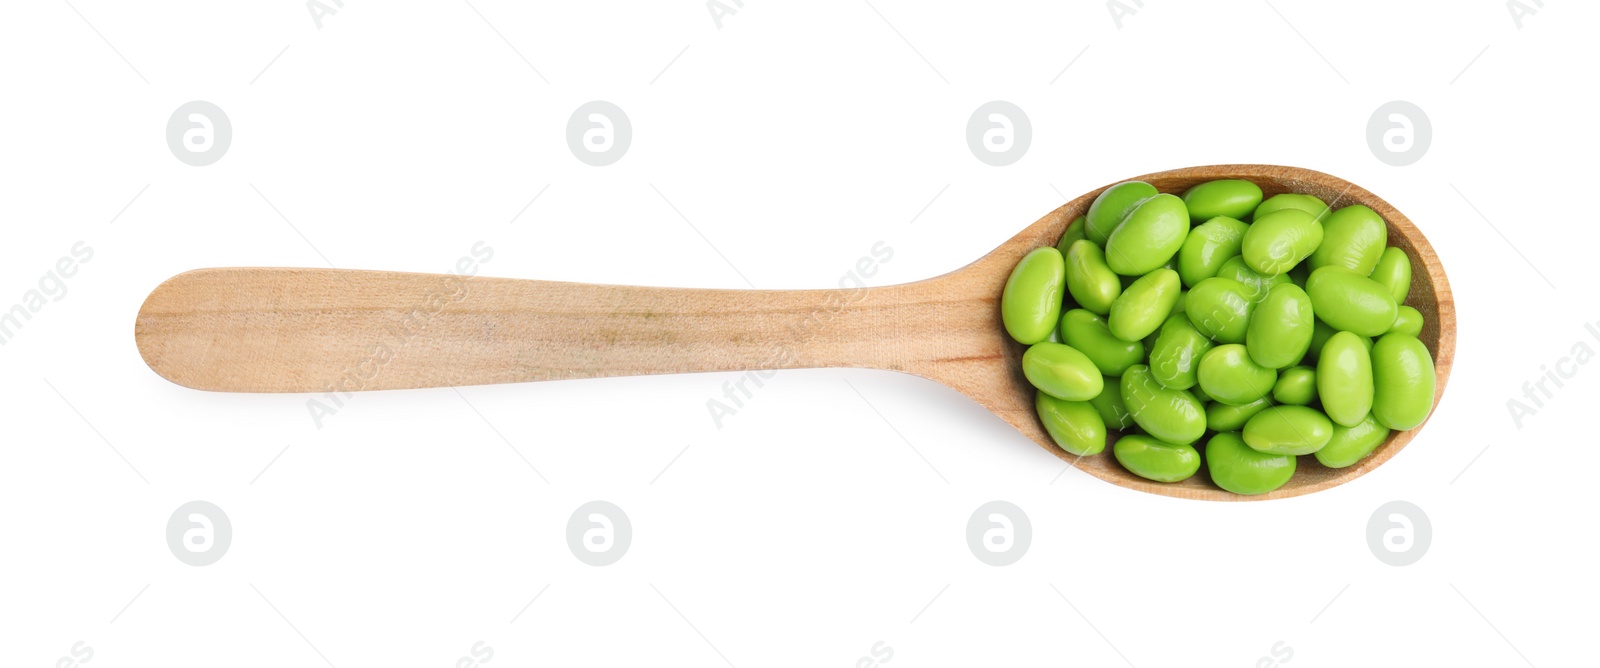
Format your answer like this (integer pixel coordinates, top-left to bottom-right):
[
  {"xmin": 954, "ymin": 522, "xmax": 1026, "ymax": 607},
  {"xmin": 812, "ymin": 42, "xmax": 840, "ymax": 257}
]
[
  {"xmin": 1389, "ymin": 305, "xmax": 1424, "ymax": 336},
  {"xmin": 1148, "ymin": 313, "xmax": 1213, "ymax": 390},
  {"xmin": 1088, "ymin": 381, "xmax": 1136, "ymax": 430},
  {"xmin": 1060, "ymin": 309, "xmax": 1144, "ymax": 376},
  {"xmin": 1314, "ymin": 413, "xmax": 1391, "ymax": 469},
  {"xmin": 1309, "ymin": 205, "xmax": 1387, "ymax": 274},
  {"xmin": 1182, "ymin": 180, "xmax": 1264, "ymax": 223},
  {"xmin": 1370, "ymin": 246, "xmax": 1413, "ymax": 304},
  {"xmin": 1065, "ymin": 240, "xmax": 1121, "ymax": 315},
  {"xmin": 1272, "ymin": 366, "xmax": 1318, "ymax": 405},
  {"xmin": 1205, "ymin": 432, "xmax": 1296, "ymax": 495},
  {"xmin": 1207, "ymin": 396, "xmax": 1274, "ymax": 432},
  {"xmin": 1216, "ymin": 256, "xmax": 1289, "ymax": 303},
  {"xmin": 1371, "ymin": 333, "xmax": 1435, "ymax": 430},
  {"xmin": 1085, "ymin": 181, "xmax": 1158, "ymax": 245},
  {"xmin": 1104, "ymin": 194, "xmax": 1191, "ymax": 276},
  {"xmin": 1317, "ymin": 331, "xmax": 1375, "ymax": 427},
  {"xmin": 1306, "ymin": 267, "xmax": 1397, "ymax": 337},
  {"xmin": 1108, "ymin": 268, "xmax": 1180, "ymax": 342},
  {"xmin": 1198, "ymin": 344, "xmax": 1277, "ymax": 405},
  {"xmin": 1177, "ymin": 217, "xmax": 1249, "ymax": 287},
  {"xmin": 1253, "ymin": 193, "xmax": 1329, "ymax": 222},
  {"xmin": 1190, "ymin": 381, "xmax": 1212, "ymax": 403},
  {"xmin": 1113, "ymin": 434, "xmax": 1201, "ymax": 483},
  {"xmin": 1246, "ymin": 283, "xmax": 1314, "ymax": 369},
  {"xmin": 1184, "ymin": 277, "xmax": 1254, "ymax": 344},
  {"xmin": 1121, "ymin": 365, "xmax": 1206, "ymax": 445},
  {"xmin": 1055, "ymin": 216, "xmax": 1088, "ymax": 257},
  {"xmin": 1023, "ymin": 342, "xmax": 1104, "ymax": 401},
  {"xmin": 1036, "ymin": 392, "xmax": 1107, "ymax": 456},
  {"xmin": 1242, "ymin": 209, "xmax": 1323, "ymax": 276},
  {"xmin": 1172, "ymin": 289, "xmax": 1187, "ymax": 315},
  {"xmin": 1242, "ymin": 405, "xmax": 1333, "ymax": 455},
  {"xmin": 1002, "ymin": 247, "xmax": 1066, "ymax": 344}
]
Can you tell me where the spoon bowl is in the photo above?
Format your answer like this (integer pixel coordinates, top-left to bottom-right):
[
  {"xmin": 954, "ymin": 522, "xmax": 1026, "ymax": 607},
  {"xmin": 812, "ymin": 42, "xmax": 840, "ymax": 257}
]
[
  {"xmin": 975, "ymin": 164, "xmax": 1454, "ymax": 500},
  {"xmin": 135, "ymin": 164, "xmax": 1453, "ymax": 500}
]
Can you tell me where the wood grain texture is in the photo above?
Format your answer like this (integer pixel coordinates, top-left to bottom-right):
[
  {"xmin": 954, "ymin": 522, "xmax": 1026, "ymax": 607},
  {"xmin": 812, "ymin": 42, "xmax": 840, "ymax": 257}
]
[{"xmin": 135, "ymin": 164, "xmax": 1454, "ymax": 501}]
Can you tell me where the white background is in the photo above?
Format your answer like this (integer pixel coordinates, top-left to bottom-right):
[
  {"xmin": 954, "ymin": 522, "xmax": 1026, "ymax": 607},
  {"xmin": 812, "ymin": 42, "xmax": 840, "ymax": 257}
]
[{"xmin": 2, "ymin": 1, "xmax": 1596, "ymax": 666}]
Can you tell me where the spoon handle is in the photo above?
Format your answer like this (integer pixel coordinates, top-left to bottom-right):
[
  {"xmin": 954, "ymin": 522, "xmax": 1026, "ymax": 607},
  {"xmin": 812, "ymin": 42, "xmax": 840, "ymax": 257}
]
[{"xmin": 135, "ymin": 267, "xmax": 996, "ymax": 393}]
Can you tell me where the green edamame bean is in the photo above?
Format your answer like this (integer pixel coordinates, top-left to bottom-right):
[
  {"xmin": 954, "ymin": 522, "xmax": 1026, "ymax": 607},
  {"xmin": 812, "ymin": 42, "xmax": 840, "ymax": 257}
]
[
  {"xmin": 1085, "ymin": 181, "xmax": 1159, "ymax": 245},
  {"xmin": 1104, "ymin": 194, "xmax": 1191, "ymax": 276},
  {"xmin": 1088, "ymin": 381, "xmax": 1136, "ymax": 430},
  {"xmin": 1002, "ymin": 247, "xmax": 1066, "ymax": 344},
  {"xmin": 1149, "ymin": 313, "xmax": 1213, "ymax": 390},
  {"xmin": 1113, "ymin": 434, "xmax": 1201, "ymax": 483},
  {"xmin": 1036, "ymin": 391, "xmax": 1107, "ymax": 456},
  {"xmin": 1246, "ymin": 283, "xmax": 1314, "ymax": 369},
  {"xmin": 1177, "ymin": 217, "xmax": 1249, "ymax": 287},
  {"xmin": 1389, "ymin": 305, "xmax": 1424, "ymax": 336},
  {"xmin": 1182, "ymin": 180, "xmax": 1264, "ymax": 223},
  {"xmin": 1309, "ymin": 205, "xmax": 1387, "ymax": 274},
  {"xmin": 1190, "ymin": 381, "xmax": 1212, "ymax": 403},
  {"xmin": 1023, "ymin": 342, "xmax": 1104, "ymax": 401},
  {"xmin": 1205, "ymin": 432, "xmax": 1296, "ymax": 495},
  {"xmin": 1314, "ymin": 413, "xmax": 1390, "ymax": 469},
  {"xmin": 1317, "ymin": 331, "xmax": 1375, "ymax": 427},
  {"xmin": 1207, "ymin": 396, "xmax": 1273, "ymax": 432},
  {"xmin": 1216, "ymin": 256, "xmax": 1289, "ymax": 303},
  {"xmin": 1065, "ymin": 240, "xmax": 1121, "ymax": 315},
  {"xmin": 1172, "ymin": 289, "xmax": 1187, "ymax": 315},
  {"xmin": 1108, "ymin": 268, "xmax": 1180, "ymax": 342},
  {"xmin": 1242, "ymin": 405, "xmax": 1333, "ymax": 455},
  {"xmin": 1060, "ymin": 309, "xmax": 1144, "ymax": 376},
  {"xmin": 1055, "ymin": 216, "xmax": 1088, "ymax": 257},
  {"xmin": 1306, "ymin": 266, "xmax": 1398, "ymax": 337},
  {"xmin": 1121, "ymin": 365, "xmax": 1206, "ymax": 445},
  {"xmin": 1184, "ymin": 277, "xmax": 1255, "ymax": 344},
  {"xmin": 1369, "ymin": 246, "xmax": 1413, "ymax": 304},
  {"xmin": 1253, "ymin": 193, "xmax": 1329, "ymax": 223},
  {"xmin": 1198, "ymin": 344, "xmax": 1277, "ymax": 405},
  {"xmin": 1272, "ymin": 366, "xmax": 1317, "ymax": 405},
  {"xmin": 1241, "ymin": 209, "xmax": 1323, "ymax": 276},
  {"xmin": 1371, "ymin": 333, "xmax": 1435, "ymax": 430}
]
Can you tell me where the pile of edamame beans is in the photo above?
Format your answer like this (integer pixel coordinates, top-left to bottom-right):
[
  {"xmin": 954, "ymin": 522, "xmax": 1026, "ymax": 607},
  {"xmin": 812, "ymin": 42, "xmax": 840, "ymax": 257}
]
[{"xmin": 1002, "ymin": 179, "xmax": 1436, "ymax": 494}]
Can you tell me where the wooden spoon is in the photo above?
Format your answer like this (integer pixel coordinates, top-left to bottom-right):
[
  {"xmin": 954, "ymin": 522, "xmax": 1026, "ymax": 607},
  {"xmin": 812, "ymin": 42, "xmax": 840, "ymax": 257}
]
[{"xmin": 136, "ymin": 164, "xmax": 1454, "ymax": 500}]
